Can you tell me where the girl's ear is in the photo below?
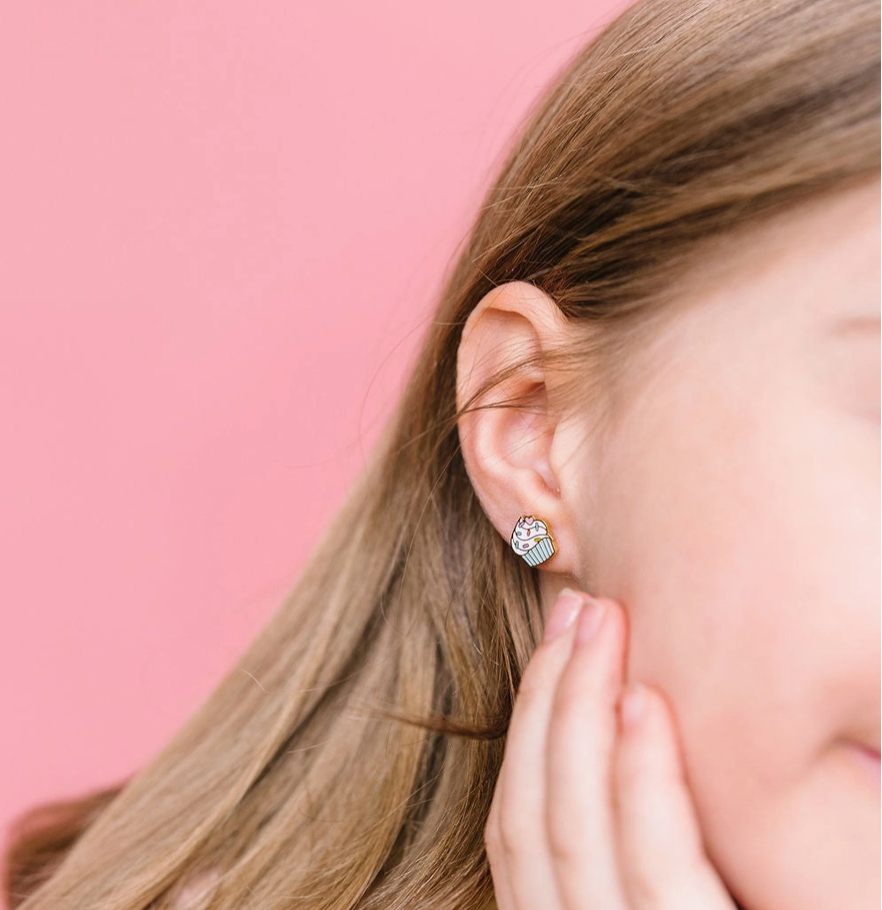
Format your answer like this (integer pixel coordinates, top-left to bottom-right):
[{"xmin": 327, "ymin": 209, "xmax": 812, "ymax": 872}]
[{"xmin": 456, "ymin": 281, "xmax": 583, "ymax": 579}]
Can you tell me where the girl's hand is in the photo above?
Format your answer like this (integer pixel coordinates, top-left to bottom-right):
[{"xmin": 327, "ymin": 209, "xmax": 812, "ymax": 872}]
[{"xmin": 485, "ymin": 588, "xmax": 738, "ymax": 910}]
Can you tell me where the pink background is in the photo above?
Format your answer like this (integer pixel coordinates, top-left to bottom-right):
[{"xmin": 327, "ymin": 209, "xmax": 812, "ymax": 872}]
[{"xmin": 0, "ymin": 0, "xmax": 627, "ymax": 875}]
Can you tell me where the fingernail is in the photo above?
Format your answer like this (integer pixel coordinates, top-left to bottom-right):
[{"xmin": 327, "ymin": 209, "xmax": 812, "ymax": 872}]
[
  {"xmin": 620, "ymin": 682, "xmax": 646, "ymax": 728},
  {"xmin": 575, "ymin": 597, "xmax": 607, "ymax": 644},
  {"xmin": 543, "ymin": 587, "xmax": 584, "ymax": 641}
]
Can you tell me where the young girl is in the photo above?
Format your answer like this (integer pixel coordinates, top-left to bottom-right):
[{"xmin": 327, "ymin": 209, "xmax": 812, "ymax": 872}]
[{"xmin": 4, "ymin": 0, "xmax": 879, "ymax": 908}]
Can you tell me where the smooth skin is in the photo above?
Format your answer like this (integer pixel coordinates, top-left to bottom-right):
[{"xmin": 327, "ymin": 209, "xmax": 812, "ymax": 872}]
[{"xmin": 457, "ymin": 179, "xmax": 880, "ymax": 910}]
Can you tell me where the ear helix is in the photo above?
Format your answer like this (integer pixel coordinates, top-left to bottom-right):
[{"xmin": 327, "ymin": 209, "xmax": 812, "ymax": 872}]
[{"xmin": 510, "ymin": 515, "xmax": 557, "ymax": 566}]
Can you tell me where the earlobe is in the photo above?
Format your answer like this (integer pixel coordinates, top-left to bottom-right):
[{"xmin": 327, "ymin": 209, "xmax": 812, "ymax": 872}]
[{"xmin": 455, "ymin": 281, "xmax": 580, "ymax": 576}]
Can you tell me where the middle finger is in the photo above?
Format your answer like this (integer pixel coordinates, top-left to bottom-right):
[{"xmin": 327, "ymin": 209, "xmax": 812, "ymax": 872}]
[{"xmin": 545, "ymin": 597, "xmax": 631, "ymax": 910}]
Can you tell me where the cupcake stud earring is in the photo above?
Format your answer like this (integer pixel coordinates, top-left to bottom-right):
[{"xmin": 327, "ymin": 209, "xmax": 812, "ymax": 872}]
[{"xmin": 510, "ymin": 515, "xmax": 557, "ymax": 566}]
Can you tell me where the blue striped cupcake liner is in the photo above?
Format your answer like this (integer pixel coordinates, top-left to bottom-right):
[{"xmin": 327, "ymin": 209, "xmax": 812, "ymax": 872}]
[{"xmin": 522, "ymin": 536, "xmax": 555, "ymax": 566}]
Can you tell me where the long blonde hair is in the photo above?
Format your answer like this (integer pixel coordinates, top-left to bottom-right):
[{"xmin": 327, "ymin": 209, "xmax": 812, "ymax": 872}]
[{"xmin": 5, "ymin": 1, "xmax": 879, "ymax": 907}]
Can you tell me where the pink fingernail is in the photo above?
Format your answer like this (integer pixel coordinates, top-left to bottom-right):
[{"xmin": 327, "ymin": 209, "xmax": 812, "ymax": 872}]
[
  {"xmin": 621, "ymin": 682, "xmax": 646, "ymax": 728},
  {"xmin": 543, "ymin": 588, "xmax": 584, "ymax": 641}
]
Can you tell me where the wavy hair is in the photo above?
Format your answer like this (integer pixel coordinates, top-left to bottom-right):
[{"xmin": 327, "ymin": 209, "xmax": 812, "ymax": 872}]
[{"xmin": 4, "ymin": 0, "xmax": 879, "ymax": 907}]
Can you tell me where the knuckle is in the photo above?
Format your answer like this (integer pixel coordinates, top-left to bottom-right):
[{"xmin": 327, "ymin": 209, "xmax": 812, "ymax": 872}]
[
  {"xmin": 545, "ymin": 814, "xmax": 585, "ymax": 866},
  {"xmin": 496, "ymin": 806, "xmax": 535, "ymax": 858},
  {"xmin": 484, "ymin": 800, "xmax": 500, "ymax": 838},
  {"xmin": 546, "ymin": 829, "xmax": 582, "ymax": 868},
  {"xmin": 625, "ymin": 864, "xmax": 677, "ymax": 906},
  {"xmin": 484, "ymin": 819, "xmax": 502, "ymax": 858},
  {"xmin": 627, "ymin": 874, "xmax": 665, "ymax": 905},
  {"xmin": 623, "ymin": 846, "xmax": 690, "ymax": 905}
]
